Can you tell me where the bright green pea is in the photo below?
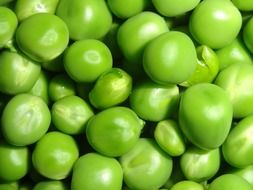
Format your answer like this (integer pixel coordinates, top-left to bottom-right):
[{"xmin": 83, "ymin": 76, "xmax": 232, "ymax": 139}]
[
  {"xmin": 28, "ymin": 70, "xmax": 49, "ymax": 104},
  {"xmin": 208, "ymin": 174, "xmax": 252, "ymax": 190},
  {"xmin": 216, "ymin": 37, "xmax": 253, "ymax": 70},
  {"xmin": 179, "ymin": 83, "xmax": 233, "ymax": 149},
  {"xmin": 180, "ymin": 146, "xmax": 220, "ymax": 182},
  {"xmin": 243, "ymin": 17, "xmax": 253, "ymax": 54},
  {"xmin": 129, "ymin": 80, "xmax": 179, "ymax": 121},
  {"xmin": 33, "ymin": 180, "xmax": 68, "ymax": 190},
  {"xmin": 63, "ymin": 39, "xmax": 113, "ymax": 83},
  {"xmin": 16, "ymin": 13, "xmax": 69, "ymax": 62},
  {"xmin": 222, "ymin": 115, "xmax": 253, "ymax": 168},
  {"xmin": 51, "ymin": 95, "xmax": 94, "ymax": 135},
  {"xmin": 0, "ymin": 181, "xmax": 18, "ymax": 190},
  {"xmin": 170, "ymin": 180, "xmax": 204, "ymax": 190},
  {"xmin": 0, "ymin": 51, "xmax": 41, "ymax": 95},
  {"xmin": 14, "ymin": 0, "xmax": 59, "ymax": 21},
  {"xmin": 189, "ymin": 0, "xmax": 242, "ymax": 49},
  {"xmin": 71, "ymin": 153, "xmax": 123, "ymax": 190},
  {"xmin": 232, "ymin": 0, "xmax": 253, "ymax": 11},
  {"xmin": 86, "ymin": 106, "xmax": 144, "ymax": 157},
  {"xmin": 32, "ymin": 131, "xmax": 79, "ymax": 180},
  {"xmin": 143, "ymin": 31, "xmax": 197, "ymax": 84},
  {"xmin": 107, "ymin": 0, "xmax": 149, "ymax": 19},
  {"xmin": 56, "ymin": 0, "xmax": 112, "ymax": 40},
  {"xmin": 117, "ymin": 11, "xmax": 168, "ymax": 63},
  {"xmin": 48, "ymin": 74, "xmax": 76, "ymax": 102},
  {"xmin": 215, "ymin": 63, "xmax": 253, "ymax": 118},
  {"xmin": 89, "ymin": 68, "xmax": 132, "ymax": 109},
  {"xmin": 180, "ymin": 45, "xmax": 219, "ymax": 87},
  {"xmin": 152, "ymin": 0, "xmax": 200, "ymax": 17},
  {"xmin": 0, "ymin": 6, "xmax": 17, "ymax": 48},
  {"xmin": 120, "ymin": 138, "xmax": 173, "ymax": 190},
  {"xmin": 154, "ymin": 120, "xmax": 186, "ymax": 157},
  {"xmin": 0, "ymin": 141, "xmax": 29, "ymax": 182},
  {"xmin": 1, "ymin": 93, "xmax": 51, "ymax": 146},
  {"xmin": 231, "ymin": 165, "xmax": 253, "ymax": 187}
]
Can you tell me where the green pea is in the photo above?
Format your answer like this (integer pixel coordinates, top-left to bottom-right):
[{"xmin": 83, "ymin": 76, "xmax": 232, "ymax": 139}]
[
  {"xmin": 14, "ymin": 0, "xmax": 59, "ymax": 21},
  {"xmin": 143, "ymin": 31, "xmax": 197, "ymax": 84},
  {"xmin": 189, "ymin": 0, "xmax": 242, "ymax": 49},
  {"xmin": 208, "ymin": 174, "xmax": 252, "ymax": 190},
  {"xmin": 170, "ymin": 180, "xmax": 204, "ymax": 190},
  {"xmin": 71, "ymin": 153, "xmax": 123, "ymax": 190},
  {"xmin": 232, "ymin": 0, "xmax": 253, "ymax": 11},
  {"xmin": 63, "ymin": 39, "xmax": 113, "ymax": 83},
  {"xmin": 48, "ymin": 74, "xmax": 76, "ymax": 102},
  {"xmin": 243, "ymin": 16, "xmax": 253, "ymax": 54},
  {"xmin": 231, "ymin": 165, "xmax": 253, "ymax": 187},
  {"xmin": 51, "ymin": 95, "xmax": 94, "ymax": 135},
  {"xmin": 216, "ymin": 37, "xmax": 253, "ymax": 70},
  {"xmin": 0, "ymin": 181, "xmax": 18, "ymax": 190},
  {"xmin": 0, "ymin": 6, "xmax": 17, "ymax": 48},
  {"xmin": 16, "ymin": 13, "xmax": 69, "ymax": 62},
  {"xmin": 56, "ymin": 0, "xmax": 112, "ymax": 40},
  {"xmin": 0, "ymin": 141, "xmax": 30, "ymax": 181},
  {"xmin": 0, "ymin": 51, "xmax": 41, "ymax": 95},
  {"xmin": 86, "ymin": 106, "xmax": 144, "ymax": 157},
  {"xmin": 1, "ymin": 93, "xmax": 51, "ymax": 146},
  {"xmin": 32, "ymin": 131, "xmax": 79, "ymax": 180},
  {"xmin": 215, "ymin": 63, "xmax": 253, "ymax": 118},
  {"xmin": 33, "ymin": 180, "xmax": 68, "ymax": 190},
  {"xmin": 107, "ymin": 0, "xmax": 149, "ymax": 19},
  {"xmin": 154, "ymin": 120, "xmax": 186, "ymax": 157},
  {"xmin": 129, "ymin": 80, "xmax": 179, "ymax": 121},
  {"xmin": 180, "ymin": 45, "xmax": 219, "ymax": 87},
  {"xmin": 117, "ymin": 11, "xmax": 168, "ymax": 63},
  {"xmin": 222, "ymin": 115, "xmax": 253, "ymax": 168},
  {"xmin": 120, "ymin": 138, "xmax": 173, "ymax": 190},
  {"xmin": 152, "ymin": 0, "xmax": 200, "ymax": 17},
  {"xmin": 89, "ymin": 68, "xmax": 132, "ymax": 109},
  {"xmin": 179, "ymin": 83, "xmax": 233, "ymax": 149},
  {"xmin": 180, "ymin": 146, "xmax": 220, "ymax": 182}
]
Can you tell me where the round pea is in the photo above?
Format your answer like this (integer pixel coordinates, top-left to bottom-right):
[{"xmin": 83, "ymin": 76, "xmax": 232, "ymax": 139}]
[
  {"xmin": 208, "ymin": 174, "xmax": 252, "ymax": 190},
  {"xmin": 0, "ymin": 6, "xmax": 17, "ymax": 48},
  {"xmin": 71, "ymin": 153, "xmax": 123, "ymax": 190},
  {"xmin": 56, "ymin": 0, "xmax": 112, "ymax": 40},
  {"xmin": 51, "ymin": 95, "xmax": 94, "ymax": 135},
  {"xmin": 0, "ymin": 141, "xmax": 29, "ymax": 181},
  {"xmin": 16, "ymin": 13, "xmax": 69, "ymax": 62},
  {"xmin": 231, "ymin": 165, "xmax": 253, "ymax": 187},
  {"xmin": 32, "ymin": 131, "xmax": 79, "ymax": 180},
  {"xmin": 189, "ymin": 0, "xmax": 242, "ymax": 49},
  {"xmin": 0, "ymin": 51, "xmax": 41, "ymax": 95},
  {"xmin": 14, "ymin": 0, "xmax": 59, "ymax": 21},
  {"xmin": 48, "ymin": 73, "xmax": 76, "ymax": 102},
  {"xmin": 89, "ymin": 68, "xmax": 132, "ymax": 109},
  {"xmin": 222, "ymin": 115, "xmax": 253, "ymax": 168},
  {"xmin": 170, "ymin": 180, "xmax": 204, "ymax": 190},
  {"xmin": 231, "ymin": 0, "xmax": 253, "ymax": 11},
  {"xmin": 152, "ymin": 0, "xmax": 200, "ymax": 17},
  {"xmin": 215, "ymin": 63, "xmax": 253, "ymax": 118},
  {"xmin": 33, "ymin": 180, "xmax": 68, "ymax": 190},
  {"xmin": 63, "ymin": 39, "xmax": 113, "ymax": 83},
  {"xmin": 243, "ymin": 17, "xmax": 253, "ymax": 54},
  {"xmin": 86, "ymin": 106, "xmax": 144, "ymax": 157},
  {"xmin": 129, "ymin": 80, "xmax": 179, "ymax": 121},
  {"xmin": 120, "ymin": 138, "xmax": 173, "ymax": 190},
  {"xmin": 143, "ymin": 31, "xmax": 197, "ymax": 84},
  {"xmin": 180, "ymin": 146, "xmax": 220, "ymax": 182},
  {"xmin": 179, "ymin": 83, "xmax": 233, "ymax": 149},
  {"xmin": 1, "ymin": 93, "xmax": 51, "ymax": 146},
  {"xmin": 154, "ymin": 120, "xmax": 186, "ymax": 157},
  {"xmin": 117, "ymin": 11, "xmax": 168, "ymax": 63}
]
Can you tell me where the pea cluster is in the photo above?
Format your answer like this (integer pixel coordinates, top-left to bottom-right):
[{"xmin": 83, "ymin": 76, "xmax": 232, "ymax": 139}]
[{"xmin": 1, "ymin": 0, "xmax": 253, "ymax": 190}]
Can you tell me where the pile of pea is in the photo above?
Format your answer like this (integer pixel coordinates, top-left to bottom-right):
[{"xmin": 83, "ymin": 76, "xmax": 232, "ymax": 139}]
[{"xmin": 1, "ymin": 0, "xmax": 253, "ymax": 189}]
